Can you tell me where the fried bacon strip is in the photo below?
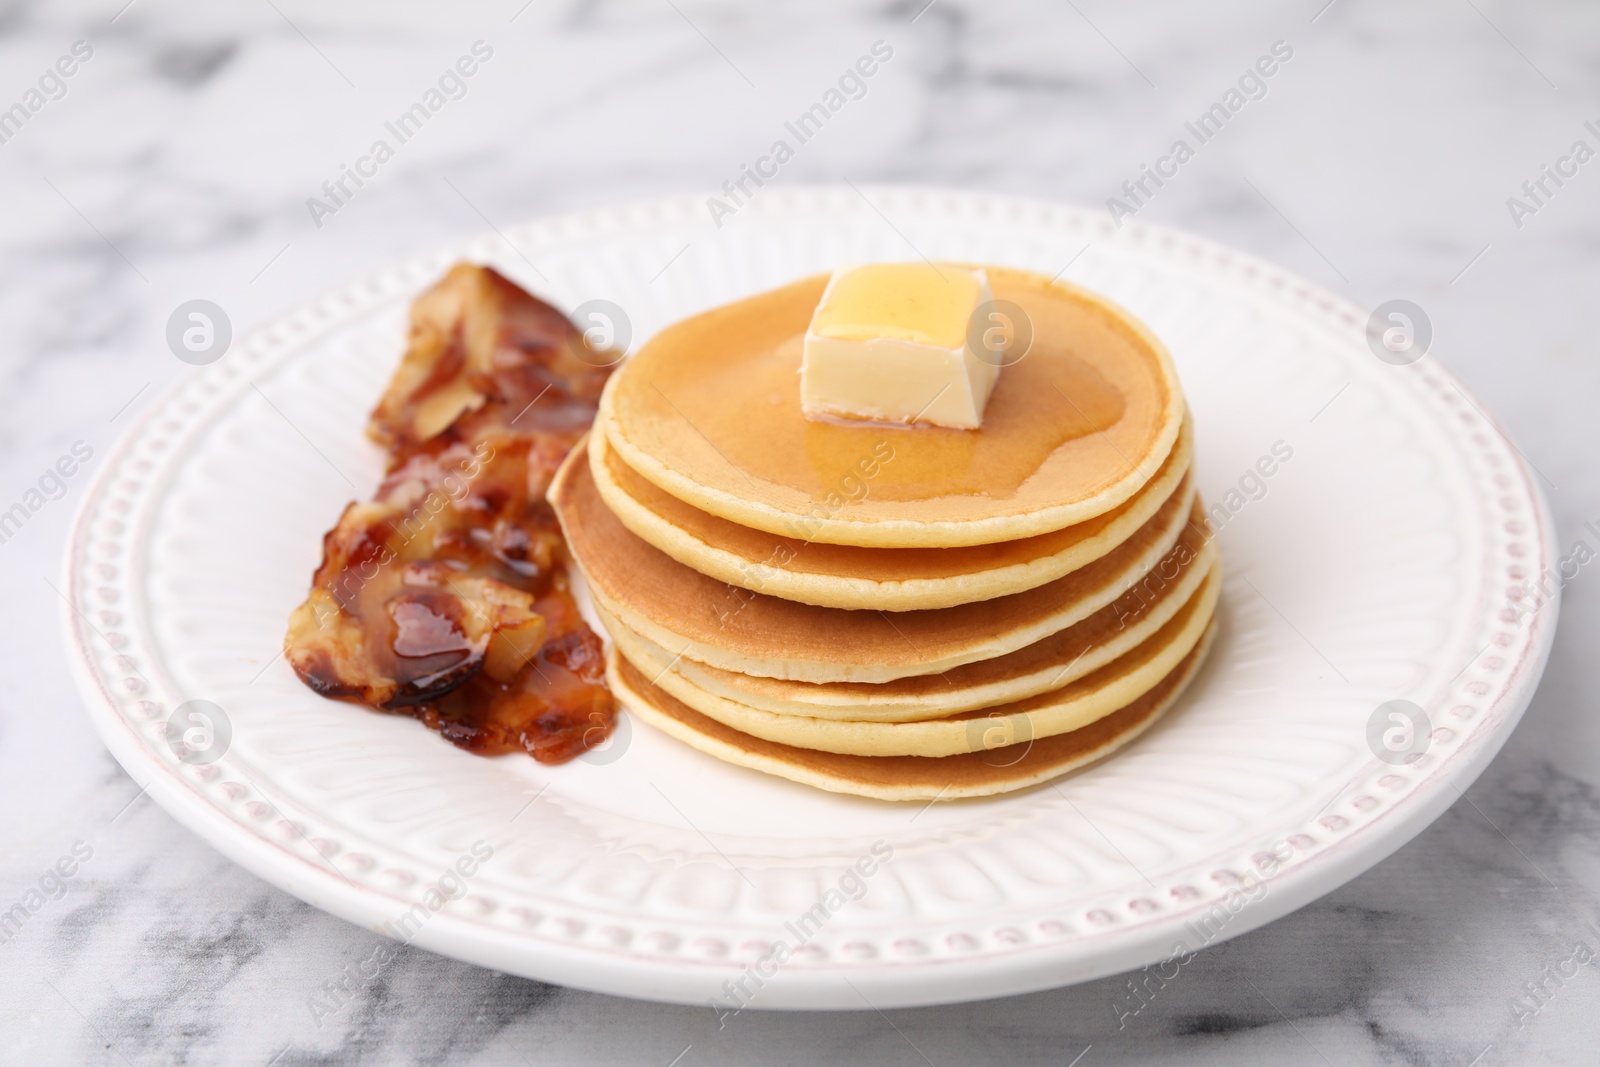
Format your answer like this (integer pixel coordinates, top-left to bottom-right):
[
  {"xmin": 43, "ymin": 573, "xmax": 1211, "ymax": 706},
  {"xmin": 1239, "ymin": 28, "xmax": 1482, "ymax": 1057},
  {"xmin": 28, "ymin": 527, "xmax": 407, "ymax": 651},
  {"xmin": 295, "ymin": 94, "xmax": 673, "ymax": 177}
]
[{"xmin": 285, "ymin": 264, "xmax": 618, "ymax": 763}]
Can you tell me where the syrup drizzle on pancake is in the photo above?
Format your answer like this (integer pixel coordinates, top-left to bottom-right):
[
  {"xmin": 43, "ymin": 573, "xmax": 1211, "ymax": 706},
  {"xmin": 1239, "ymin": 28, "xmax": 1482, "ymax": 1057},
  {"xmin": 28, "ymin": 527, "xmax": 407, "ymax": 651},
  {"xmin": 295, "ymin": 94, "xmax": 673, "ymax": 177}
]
[{"xmin": 600, "ymin": 267, "xmax": 1186, "ymax": 547}]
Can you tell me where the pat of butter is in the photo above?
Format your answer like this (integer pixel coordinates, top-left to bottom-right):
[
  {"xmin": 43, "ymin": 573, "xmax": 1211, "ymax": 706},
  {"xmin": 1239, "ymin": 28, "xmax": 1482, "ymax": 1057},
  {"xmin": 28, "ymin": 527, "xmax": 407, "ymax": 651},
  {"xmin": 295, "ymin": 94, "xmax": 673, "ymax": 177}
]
[{"xmin": 801, "ymin": 263, "xmax": 999, "ymax": 430}]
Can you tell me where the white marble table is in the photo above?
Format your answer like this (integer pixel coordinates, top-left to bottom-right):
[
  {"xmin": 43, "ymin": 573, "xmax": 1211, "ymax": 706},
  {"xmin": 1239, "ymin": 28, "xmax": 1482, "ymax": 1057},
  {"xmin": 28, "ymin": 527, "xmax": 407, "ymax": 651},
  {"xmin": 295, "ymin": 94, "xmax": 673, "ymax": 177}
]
[{"xmin": 3, "ymin": 0, "xmax": 1598, "ymax": 1062}]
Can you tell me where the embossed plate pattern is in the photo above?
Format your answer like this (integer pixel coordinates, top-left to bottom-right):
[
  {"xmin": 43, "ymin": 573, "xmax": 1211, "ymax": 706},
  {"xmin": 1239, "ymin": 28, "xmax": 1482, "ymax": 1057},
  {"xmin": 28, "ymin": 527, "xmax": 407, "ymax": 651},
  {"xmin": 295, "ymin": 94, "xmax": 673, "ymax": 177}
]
[{"xmin": 62, "ymin": 188, "xmax": 1558, "ymax": 1009}]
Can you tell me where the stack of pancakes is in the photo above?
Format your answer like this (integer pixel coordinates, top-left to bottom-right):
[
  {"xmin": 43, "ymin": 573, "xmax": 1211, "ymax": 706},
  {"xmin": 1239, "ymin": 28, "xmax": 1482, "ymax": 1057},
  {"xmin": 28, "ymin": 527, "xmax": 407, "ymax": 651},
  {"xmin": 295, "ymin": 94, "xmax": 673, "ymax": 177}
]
[{"xmin": 550, "ymin": 267, "xmax": 1218, "ymax": 801}]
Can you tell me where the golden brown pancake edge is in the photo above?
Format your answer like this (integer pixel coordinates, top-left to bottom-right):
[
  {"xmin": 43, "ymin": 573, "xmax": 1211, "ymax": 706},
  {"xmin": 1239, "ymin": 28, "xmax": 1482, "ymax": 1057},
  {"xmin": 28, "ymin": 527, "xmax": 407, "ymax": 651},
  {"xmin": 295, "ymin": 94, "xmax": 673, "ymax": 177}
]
[
  {"xmin": 589, "ymin": 413, "xmax": 1196, "ymax": 610},
  {"xmin": 606, "ymin": 621, "xmax": 1217, "ymax": 801},
  {"xmin": 552, "ymin": 438, "xmax": 1205, "ymax": 682}
]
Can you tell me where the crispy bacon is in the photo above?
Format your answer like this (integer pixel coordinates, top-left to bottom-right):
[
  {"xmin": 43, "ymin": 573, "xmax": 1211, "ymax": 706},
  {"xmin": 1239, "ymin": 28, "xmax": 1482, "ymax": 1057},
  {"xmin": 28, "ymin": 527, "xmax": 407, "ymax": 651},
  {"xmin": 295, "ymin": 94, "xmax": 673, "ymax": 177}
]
[{"xmin": 285, "ymin": 264, "xmax": 617, "ymax": 763}]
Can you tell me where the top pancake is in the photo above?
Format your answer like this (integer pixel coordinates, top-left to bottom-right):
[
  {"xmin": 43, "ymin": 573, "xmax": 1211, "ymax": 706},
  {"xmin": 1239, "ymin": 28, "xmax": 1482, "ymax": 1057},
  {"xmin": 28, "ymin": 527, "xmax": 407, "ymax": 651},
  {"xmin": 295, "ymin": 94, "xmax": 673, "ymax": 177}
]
[{"xmin": 598, "ymin": 267, "xmax": 1185, "ymax": 548}]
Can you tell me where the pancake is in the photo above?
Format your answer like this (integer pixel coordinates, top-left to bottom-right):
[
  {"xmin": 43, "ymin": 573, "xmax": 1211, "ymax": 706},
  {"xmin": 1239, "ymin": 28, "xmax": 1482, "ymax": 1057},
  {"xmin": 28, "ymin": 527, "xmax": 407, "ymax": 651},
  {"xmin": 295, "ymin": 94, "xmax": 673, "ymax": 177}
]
[
  {"xmin": 589, "ymin": 413, "xmax": 1195, "ymax": 610},
  {"xmin": 607, "ymin": 622, "xmax": 1216, "ymax": 801},
  {"xmin": 597, "ymin": 267, "xmax": 1186, "ymax": 548},
  {"xmin": 600, "ymin": 544, "xmax": 1220, "ymax": 723},
  {"xmin": 604, "ymin": 558, "xmax": 1216, "ymax": 756},
  {"xmin": 553, "ymin": 439, "xmax": 1202, "ymax": 683}
]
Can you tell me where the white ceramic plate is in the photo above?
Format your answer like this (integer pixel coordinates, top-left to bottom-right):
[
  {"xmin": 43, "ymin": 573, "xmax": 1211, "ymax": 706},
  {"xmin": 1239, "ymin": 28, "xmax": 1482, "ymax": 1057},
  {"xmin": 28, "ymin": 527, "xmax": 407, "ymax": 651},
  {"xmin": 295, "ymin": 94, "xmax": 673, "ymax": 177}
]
[{"xmin": 63, "ymin": 188, "xmax": 1558, "ymax": 1010}]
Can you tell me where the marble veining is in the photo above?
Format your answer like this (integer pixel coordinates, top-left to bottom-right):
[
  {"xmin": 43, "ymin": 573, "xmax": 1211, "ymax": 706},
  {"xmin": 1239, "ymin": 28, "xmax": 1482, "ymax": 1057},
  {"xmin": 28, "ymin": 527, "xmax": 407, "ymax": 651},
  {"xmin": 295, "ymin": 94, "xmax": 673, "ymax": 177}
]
[{"xmin": 3, "ymin": 0, "xmax": 1598, "ymax": 1063}]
